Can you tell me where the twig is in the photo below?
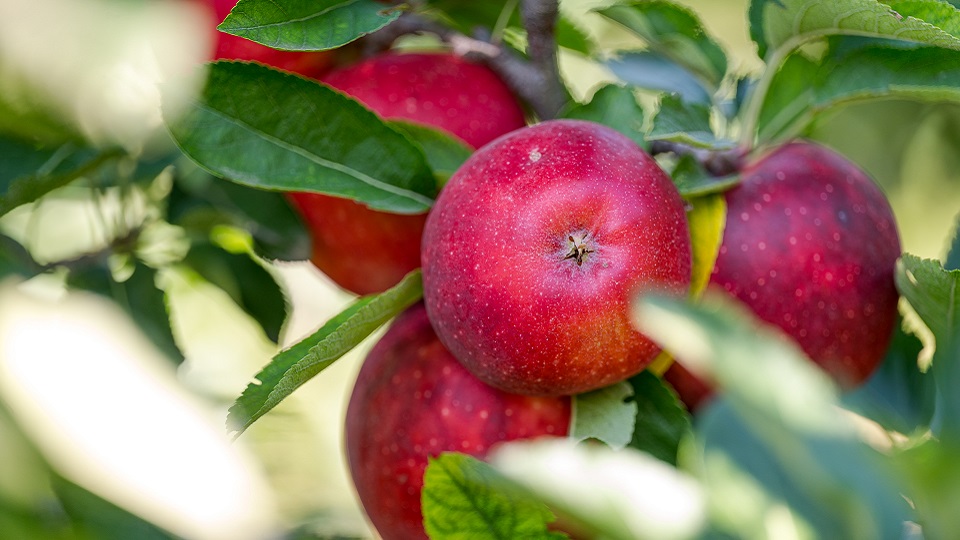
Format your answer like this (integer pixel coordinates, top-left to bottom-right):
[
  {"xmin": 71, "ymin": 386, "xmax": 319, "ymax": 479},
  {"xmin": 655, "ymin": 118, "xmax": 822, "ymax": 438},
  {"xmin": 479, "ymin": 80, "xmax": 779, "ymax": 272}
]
[{"xmin": 650, "ymin": 140, "xmax": 746, "ymax": 177}]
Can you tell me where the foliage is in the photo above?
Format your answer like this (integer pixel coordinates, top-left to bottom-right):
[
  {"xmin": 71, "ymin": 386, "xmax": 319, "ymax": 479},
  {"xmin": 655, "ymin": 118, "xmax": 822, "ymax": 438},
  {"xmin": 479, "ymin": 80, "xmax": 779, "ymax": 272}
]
[{"xmin": 3, "ymin": 0, "xmax": 960, "ymax": 537}]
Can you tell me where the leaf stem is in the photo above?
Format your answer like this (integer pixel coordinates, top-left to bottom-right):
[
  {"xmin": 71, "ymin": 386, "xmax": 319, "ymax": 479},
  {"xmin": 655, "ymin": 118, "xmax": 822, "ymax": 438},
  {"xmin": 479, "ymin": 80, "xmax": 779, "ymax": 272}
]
[{"xmin": 737, "ymin": 35, "xmax": 805, "ymax": 148}]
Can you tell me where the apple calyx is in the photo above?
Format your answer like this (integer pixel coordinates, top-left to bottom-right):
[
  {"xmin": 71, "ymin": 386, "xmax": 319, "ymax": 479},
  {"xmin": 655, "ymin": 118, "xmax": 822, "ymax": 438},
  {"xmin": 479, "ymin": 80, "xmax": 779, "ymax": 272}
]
[{"xmin": 563, "ymin": 233, "xmax": 594, "ymax": 267}]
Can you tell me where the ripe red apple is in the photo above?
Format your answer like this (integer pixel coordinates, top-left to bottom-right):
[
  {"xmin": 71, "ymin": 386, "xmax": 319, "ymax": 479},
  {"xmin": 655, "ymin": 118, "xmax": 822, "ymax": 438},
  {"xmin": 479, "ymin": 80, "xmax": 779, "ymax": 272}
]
[
  {"xmin": 209, "ymin": 0, "xmax": 334, "ymax": 78},
  {"xmin": 346, "ymin": 303, "xmax": 571, "ymax": 540},
  {"xmin": 421, "ymin": 119, "xmax": 692, "ymax": 396},
  {"xmin": 288, "ymin": 52, "xmax": 527, "ymax": 295},
  {"xmin": 666, "ymin": 140, "xmax": 902, "ymax": 411}
]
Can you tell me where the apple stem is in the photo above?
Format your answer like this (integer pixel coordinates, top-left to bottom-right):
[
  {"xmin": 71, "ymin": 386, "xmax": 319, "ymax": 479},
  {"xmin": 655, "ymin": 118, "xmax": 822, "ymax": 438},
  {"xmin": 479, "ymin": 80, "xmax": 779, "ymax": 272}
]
[
  {"xmin": 361, "ymin": 1, "xmax": 569, "ymax": 121},
  {"xmin": 649, "ymin": 141, "xmax": 746, "ymax": 177}
]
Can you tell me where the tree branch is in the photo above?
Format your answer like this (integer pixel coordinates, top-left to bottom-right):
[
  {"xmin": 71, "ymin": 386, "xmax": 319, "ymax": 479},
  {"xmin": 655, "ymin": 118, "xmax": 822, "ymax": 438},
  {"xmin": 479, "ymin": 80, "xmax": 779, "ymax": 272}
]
[{"xmin": 650, "ymin": 140, "xmax": 746, "ymax": 177}]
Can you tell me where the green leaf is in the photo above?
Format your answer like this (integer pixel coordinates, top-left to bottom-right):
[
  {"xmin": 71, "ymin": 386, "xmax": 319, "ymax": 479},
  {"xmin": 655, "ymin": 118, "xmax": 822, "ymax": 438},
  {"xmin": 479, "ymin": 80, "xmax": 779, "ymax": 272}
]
[
  {"xmin": 570, "ymin": 381, "xmax": 636, "ymax": 450},
  {"xmin": 219, "ymin": 0, "xmax": 400, "ymax": 51},
  {"xmin": 490, "ymin": 439, "xmax": 706, "ymax": 540},
  {"xmin": 0, "ymin": 136, "xmax": 123, "ymax": 218},
  {"xmin": 0, "ymin": 234, "xmax": 40, "ymax": 280},
  {"xmin": 422, "ymin": 453, "xmax": 566, "ymax": 540},
  {"xmin": 166, "ymin": 61, "xmax": 435, "ymax": 214},
  {"xmin": 897, "ymin": 439, "xmax": 960, "ymax": 540},
  {"xmin": 650, "ymin": 94, "xmax": 730, "ymax": 149},
  {"xmin": 627, "ymin": 371, "xmax": 691, "ymax": 465},
  {"xmin": 607, "ymin": 53, "xmax": 711, "ymax": 104},
  {"xmin": 887, "ymin": 0, "xmax": 960, "ymax": 36},
  {"xmin": 53, "ymin": 476, "xmax": 176, "ymax": 540},
  {"xmin": 633, "ymin": 293, "xmax": 910, "ymax": 539},
  {"xmin": 596, "ymin": 0, "xmax": 727, "ymax": 88},
  {"xmin": 67, "ymin": 263, "xmax": 182, "ymax": 365},
  {"xmin": 388, "ymin": 121, "xmax": 473, "ymax": 187},
  {"xmin": 896, "ymin": 254, "xmax": 960, "ymax": 442},
  {"xmin": 760, "ymin": 45, "xmax": 960, "ymax": 142},
  {"xmin": 556, "ymin": 15, "xmax": 593, "ymax": 55},
  {"xmin": 670, "ymin": 155, "xmax": 741, "ymax": 199},
  {"xmin": 842, "ymin": 318, "xmax": 934, "ymax": 435},
  {"xmin": 751, "ymin": 0, "xmax": 960, "ymax": 62},
  {"xmin": 182, "ymin": 242, "xmax": 287, "ymax": 343},
  {"xmin": 945, "ymin": 211, "xmax": 960, "ymax": 270},
  {"xmin": 169, "ymin": 164, "xmax": 311, "ymax": 261},
  {"xmin": 227, "ymin": 270, "xmax": 423, "ymax": 435},
  {"xmin": 561, "ymin": 85, "xmax": 646, "ymax": 149}
]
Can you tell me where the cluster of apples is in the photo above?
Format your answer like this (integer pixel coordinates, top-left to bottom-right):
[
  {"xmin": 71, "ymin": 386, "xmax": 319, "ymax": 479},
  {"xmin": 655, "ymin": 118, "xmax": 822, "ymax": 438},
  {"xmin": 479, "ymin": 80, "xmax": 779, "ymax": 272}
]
[{"xmin": 207, "ymin": 5, "xmax": 901, "ymax": 537}]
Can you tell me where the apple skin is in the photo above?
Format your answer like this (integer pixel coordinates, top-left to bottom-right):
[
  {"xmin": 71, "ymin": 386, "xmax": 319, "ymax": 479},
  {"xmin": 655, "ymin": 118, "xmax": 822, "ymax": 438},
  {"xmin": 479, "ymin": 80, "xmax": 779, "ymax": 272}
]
[
  {"xmin": 421, "ymin": 119, "xmax": 692, "ymax": 396},
  {"xmin": 288, "ymin": 53, "xmax": 527, "ymax": 295},
  {"xmin": 345, "ymin": 303, "xmax": 571, "ymax": 540},
  {"xmin": 663, "ymin": 141, "xmax": 902, "ymax": 410},
  {"xmin": 209, "ymin": 0, "xmax": 333, "ymax": 78}
]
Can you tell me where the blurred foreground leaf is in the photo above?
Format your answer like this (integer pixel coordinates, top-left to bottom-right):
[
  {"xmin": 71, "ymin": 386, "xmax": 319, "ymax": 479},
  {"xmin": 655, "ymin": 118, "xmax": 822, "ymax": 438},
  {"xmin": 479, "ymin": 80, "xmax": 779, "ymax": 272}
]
[
  {"xmin": 422, "ymin": 453, "xmax": 565, "ymax": 540},
  {"xmin": 167, "ymin": 62, "xmax": 435, "ymax": 214},
  {"xmin": 67, "ymin": 263, "xmax": 182, "ymax": 365},
  {"xmin": 227, "ymin": 270, "xmax": 423, "ymax": 435},
  {"xmin": 53, "ymin": 477, "xmax": 176, "ymax": 540},
  {"xmin": 220, "ymin": 0, "xmax": 399, "ymax": 51},
  {"xmin": 491, "ymin": 439, "xmax": 706, "ymax": 540},
  {"xmin": 634, "ymin": 293, "xmax": 911, "ymax": 538},
  {"xmin": 0, "ymin": 136, "xmax": 122, "ymax": 218}
]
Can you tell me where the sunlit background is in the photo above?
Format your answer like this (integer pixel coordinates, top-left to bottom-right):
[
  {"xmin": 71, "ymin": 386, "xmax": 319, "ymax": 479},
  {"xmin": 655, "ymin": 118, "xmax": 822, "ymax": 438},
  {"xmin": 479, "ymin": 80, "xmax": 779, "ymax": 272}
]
[{"xmin": 0, "ymin": 0, "xmax": 958, "ymax": 538}]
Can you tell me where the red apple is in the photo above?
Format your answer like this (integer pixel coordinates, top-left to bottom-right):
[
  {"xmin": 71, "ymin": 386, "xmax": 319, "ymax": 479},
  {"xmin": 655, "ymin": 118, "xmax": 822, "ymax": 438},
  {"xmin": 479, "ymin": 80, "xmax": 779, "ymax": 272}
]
[
  {"xmin": 346, "ymin": 303, "xmax": 571, "ymax": 540},
  {"xmin": 288, "ymin": 52, "xmax": 527, "ymax": 295},
  {"xmin": 662, "ymin": 362, "xmax": 714, "ymax": 413},
  {"xmin": 708, "ymin": 140, "xmax": 901, "ymax": 387},
  {"xmin": 421, "ymin": 119, "xmax": 692, "ymax": 396},
  {"xmin": 209, "ymin": 0, "xmax": 333, "ymax": 78}
]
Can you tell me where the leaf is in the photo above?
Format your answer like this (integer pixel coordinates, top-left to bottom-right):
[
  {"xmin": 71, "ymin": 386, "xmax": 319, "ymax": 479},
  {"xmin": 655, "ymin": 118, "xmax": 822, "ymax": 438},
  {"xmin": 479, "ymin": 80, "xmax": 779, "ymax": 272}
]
[
  {"xmin": 887, "ymin": 0, "xmax": 960, "ymax": 36},
  {"xmin": 627, "ymin": 371, "xmax": 691, "ymax": 466},
  {"xmin": 670, "ymin": 155, "xmax": 741, "ymax": 199},
  {"xmin": 633, "ymin": 293, "xmax": 911, "ymax": 539},
  {"xmin": 607, "ymin": 53, "xmax": 711, "ymax": 104},
  {"xmin": 227, "ymin": 270, "xmax": 423, "ymax": 435},
  {"xmin": 842, "ymin": 318, "xmax": 935, "ymax": 435},
  {"xmin": 896, "ymin": 254, "xmax": 960, "ymax": 442},
  {"xmin": 219, "ymin": 0, "xmax": 400, "ymax": 51},
  {"xmin": 649, "ymin": 94, "xmax": 731, "ymax": 149},
  {"xmin": 897, "ymin": 439, "xmax": 960, "ymax": 540},
  {"xmin": 596, "ymin": 0, "xmax": 727, "ymax": 88},
  {"xmin": 490, "ymin": 439, "xmax": 706, "ymax": 540},
  {"xmin": 166, "ymin": 61, "xmax": 435, "ymax": 214},
  {"xmin": 561, "ymin": 85, "xmax": 646, "ymax": 149},
  {"xmin": 182, "ymin": 242, "xmax": 287, "ymax": 343},
  {"xmin": 945, "ymin": 212, "xmax": 960, "ymax": 270},
  {"xmin": 421, "ymin": 453, "xmax": 566, "ymax": 540},
  {"xmin": 556, "ymin": 15, "xmax": 593, "ymax": 55},
  {"xmin": 750, "ymin": 0, "xmax": 960, "ymax": 62},
  {"xmin": 0, "ymin": 234, "xmax": 40, "ymax": 280},
  {"xmin": 0, "ymin": 136, "xmax": 123, "ymax": 218},
  {"xmin": 570, "ymin": 381, "xmax": 637, "ymax": 450},
  {"xmin": 388, "ymin": 121, "xmax": 473, "ymax": 187},
  {"xmin": 760, "ymin": 45, "xmax": 960, "ymax": 142},
  {"xmin": 169, "ymin": 165, "xmax": 311, "ymax": 262},
  {"xmin": 67, "ymin": 263, "xmax": 183, "ymax": 364},
  {"xmin": 53, "ymin": 476, "xmax": 177, "ymax": 540}
]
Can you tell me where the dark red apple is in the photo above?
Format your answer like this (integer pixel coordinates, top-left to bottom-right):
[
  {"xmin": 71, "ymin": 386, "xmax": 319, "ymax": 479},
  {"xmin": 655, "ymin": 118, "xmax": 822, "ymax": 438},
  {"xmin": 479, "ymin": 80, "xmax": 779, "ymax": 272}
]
[
  {"xmin": 709, "ymin": 140, "xmax": 901, "ymax": 386},
  {"xmin": 421, "ymin": 119, "xmax": 692, "ymax": 396},
  {"xmin": 209, "ymin": 0, "xmax": 334, "ymax": 78},
  {"xmin": 346, "ymin": 303, "xmax": 571, "ymax": 540},
  {"xmin": 288, "ymin": 52, "xmax": 527, "ymax": 295},
  {"xmin": 662, "ymin": 362, "xmax": 714, "ymax": 413}
]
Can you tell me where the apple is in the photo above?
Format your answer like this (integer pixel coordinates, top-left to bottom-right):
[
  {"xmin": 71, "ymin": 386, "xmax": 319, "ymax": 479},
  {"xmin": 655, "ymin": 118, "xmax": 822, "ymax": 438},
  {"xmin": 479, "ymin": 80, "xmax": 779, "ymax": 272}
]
[
  {"xmin": 209, "ymin": 0, "xmax": 333, "ymax": 78},
  {"xmin": 662, "ymin": 362, "xmax": 714, "ymax": 413},
  {"xmin": 421, "ymin": 119, "xmax": 692, "ymax": 397},
  {"xmin": 345, "ymin": 302, "xmax": 571, "ymax": 540},
  {"xmin": 666, "ymin": 140, "xmax": 902, "ymax": 411},
  {"xmin": 288, "ymin": 52, "xmax": 527, "ymax": 295},
  {"xmin": 709, "ymin": 141, "xmax": 901, "ymax": 386}
]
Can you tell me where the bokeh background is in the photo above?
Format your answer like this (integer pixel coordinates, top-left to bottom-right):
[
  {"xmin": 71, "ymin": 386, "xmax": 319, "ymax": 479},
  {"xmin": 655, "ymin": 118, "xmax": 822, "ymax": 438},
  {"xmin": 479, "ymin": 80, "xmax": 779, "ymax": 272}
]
[{"xmin": 0, "ymin": 0, "xmax": 957, "ymax": 538}]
